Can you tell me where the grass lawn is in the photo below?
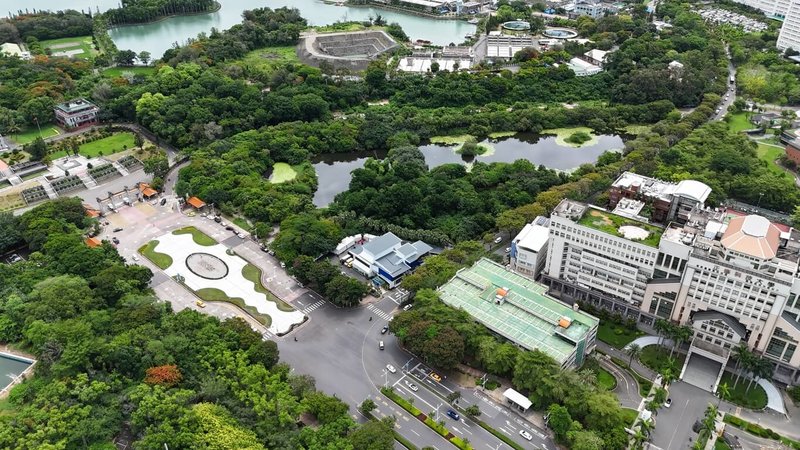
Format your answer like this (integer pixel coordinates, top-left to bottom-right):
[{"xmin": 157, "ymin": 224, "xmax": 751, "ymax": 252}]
[
  {"xmin": 195, "ymin": 287, "xmax": 272, "ymax": 327},
  {"xmin": 242, "ymin": 263, "xmax": 295, "ymax": 312},
  {"xmin": 756, "ymin": 143, "xmax": 788, "ymax": 177},
  {"xmin": 727, "ymin": 112, "xmax": 753, "ymax": 133},
  {"xmin": 41, "ymin": 35, "xmax": 94, "ymax": 59},
  {"xmin": 578, "ymin": 208, "xmax": 663, "ymax": 247},
  {"xmin": 597, "ymin": 321, "xmax": 644, "ymax": 349},
  {"xmin": 103, "ymin": 66, "xmax": 157, "ymax": 78},
  {"xmin": 717, "ymin": 373, "xmax": 767, "ymax": 409},
  {"xmin": 0, "ymin": 398, "xmax": 14, "ymax": 417},
  {"xmin": 239, "ymin": 45, "xmax": 299, "ymax": 72},
  {"xmin": 269, "ymin": 162, "xmax": 298, "ymax": 183},
  {"xmin": 51, "ymin": 132, "xmax": 136, "ymax": 159},
  {"xmin": 597, "ymin": 367, "xmax": 617, "ymax": 390},
  {"xmin": 639, "ymin": 345, "xmax": 686, "ymax": 373},
  {"xmin": 621, "ymin": 408, "xmax": 639, "ymax": 425},
  {"xmin": 229, "ymin": 216, "xmax": 250, "ymax": 231},
  {"xmin": 172, "ymin": 226, "xmax": 217, "ymax": 246},
  {"xmin": 10, "ymin": 125, "xmax": 60, "ymax": 145},
  {"xmin": 138, "ymin": 241, "xmax": 173, "ymax": 269},
  {"xmin": 623, "ymin": 124, "xmax": 652, "ymax": 135}
]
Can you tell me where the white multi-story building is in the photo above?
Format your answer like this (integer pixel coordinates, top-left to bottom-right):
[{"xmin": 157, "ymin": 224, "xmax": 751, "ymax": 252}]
[
  {"xmin": 734, "ymin": 0, "xmax": 791, "ymax": 18},
  {"xmin": 542, "ymin": 191, "xmax": 800, "ymax": 389},
  {"xmin": 778, "ymin": 0, "xmax": 800, "ymax": 51},
  {"xmin": 510, "ymin": 216, "xmax": 550, "ymax": 280}
]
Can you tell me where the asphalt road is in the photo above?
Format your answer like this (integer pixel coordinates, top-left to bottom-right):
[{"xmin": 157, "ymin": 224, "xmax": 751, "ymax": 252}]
[
  {"xmin": 713, "ymin": 48, "xmax": 737, "ymax": 121},
  {"xmin": 100, "ymin": 193, "xmax": 555, "ymax": 449}
]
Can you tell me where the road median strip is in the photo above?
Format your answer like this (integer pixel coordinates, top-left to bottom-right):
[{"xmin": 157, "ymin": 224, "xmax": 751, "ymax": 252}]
[{"xmin": 381, "ymin": 387, "xmax": 473, "ymax": 450}]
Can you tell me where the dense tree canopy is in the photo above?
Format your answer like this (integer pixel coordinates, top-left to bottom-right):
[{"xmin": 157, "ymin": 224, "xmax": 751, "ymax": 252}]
[{"xmin": 0, "ymin": 199, "xmax": 391, "ymax": 449}]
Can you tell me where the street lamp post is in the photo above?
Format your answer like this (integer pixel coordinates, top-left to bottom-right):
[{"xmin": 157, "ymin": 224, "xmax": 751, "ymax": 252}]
[
  {"xmin": 434, "ymin": 402, "xmax": 442, "ymax": 420},
  {"xmin": 382, "ymin": 369, "xmax": 389, "ymax": 388}
]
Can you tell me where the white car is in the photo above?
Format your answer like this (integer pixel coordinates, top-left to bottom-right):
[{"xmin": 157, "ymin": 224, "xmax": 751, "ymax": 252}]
[
  {"xmin": 237, "ymin": 232, "xmax": 245, "ymax": 239},
  {"xmin": 405, "ymin": 380, "xmax": 419, "ymax": 391},
  {"xmin": 519, "ymin": 430, "xmax": 533, "ymax": 441},
  {"xmin": 494, "ymin": 236, "xmax": 502, "ymax": 244},
  {"xmin": 665, "ymin": 398, "xmax": 672, "ymax": 408},
  {"xmin": 131, "ymin": 255, "xmax": 139, "ymax": 262},
  {"xmin": 386, "ymin": 364, "xmax": 397, "ymax": 373}
]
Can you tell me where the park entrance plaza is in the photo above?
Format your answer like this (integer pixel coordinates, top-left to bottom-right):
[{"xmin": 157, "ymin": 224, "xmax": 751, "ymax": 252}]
[{"xmin": 143, "ymin": 229, "xmax": 306, "ymax": 335}]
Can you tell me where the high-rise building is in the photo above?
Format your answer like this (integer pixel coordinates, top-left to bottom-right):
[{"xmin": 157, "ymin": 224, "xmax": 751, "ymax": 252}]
[
  {"xmin": 510, "ymin": 216, "xmax": 550, "ymax": 280},
  {"xmin": 540, "ymin": 174, "xmax": 800, "ymax": 388},
  {"xmin": 778, "ymin": 0, "xmax": 800, "ymax": 51}
]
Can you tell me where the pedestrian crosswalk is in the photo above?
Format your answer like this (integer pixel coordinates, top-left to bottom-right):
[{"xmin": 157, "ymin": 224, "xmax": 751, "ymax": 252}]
[
  {"xmin": 368, "ymin": 304, "xmax": 393, "ymax": 321},
  {"xmin": 261, "ymin": 330, "xmax": 273, "ymax": 340},
  {"xmin": 301, "ymin": 300, "xmax": 325, "ymax": 314}
]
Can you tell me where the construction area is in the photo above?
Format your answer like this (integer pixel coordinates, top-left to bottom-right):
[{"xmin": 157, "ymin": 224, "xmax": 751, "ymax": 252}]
[
  {"xmin": 438, "ymin": 258, "xmax": 599, "ymax": 368},
  {"xmin": 298, "ymin": 30, "xmax": 399, "ymax": 70}
]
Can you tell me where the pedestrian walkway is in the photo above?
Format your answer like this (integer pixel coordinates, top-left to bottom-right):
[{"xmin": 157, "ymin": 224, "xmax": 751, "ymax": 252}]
[
  {"xmin": 625, "ymin": 335, "xmax": 673, "ymax": 350},
  {"xmin": 597, "ymin": 341, "xmax": 658, "ymax": 380},
  {"xmin": 367, "ymin": 303, "xmax": 393, "ymax": 321},
  {"xmin": 757, "ymin": 378, "xmax": 787, "ymax": 415},
  {"xmin": 302, "ymin": 300, "xmax": 325, "ymax": 314}
]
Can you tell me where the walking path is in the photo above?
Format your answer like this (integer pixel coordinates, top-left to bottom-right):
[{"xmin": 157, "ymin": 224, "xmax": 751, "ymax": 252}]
[{"xmin": 626, "ymin": 336, "xmax": 674, "ymax": 350}]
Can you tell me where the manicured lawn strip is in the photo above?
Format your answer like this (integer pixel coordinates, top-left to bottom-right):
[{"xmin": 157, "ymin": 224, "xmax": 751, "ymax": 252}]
[
  {"xmin": 11, "ymin": 125, "xmax": 60, "ymax": 144},
  {"xmin": 717, "ymin": 373, "xmax": 767, "ymax": 410},
  {"xmin": 195, "ymin": 288, "xmax": 272, "ymax": 327},
  {"xmin": 381, "ymin": 387, "xmax": 472, "ymax": 449},
  {"xmin": 623, "ymin": 124, "xmax": 652, "ymax": 135},
  {"xmin": 172, "ymin": 226, "xmax": 217, "ymax": 246},
  {"xmin": 726, "ymin": 112, "xmax": 753, "ymax": 133},
  {"xmin": 50, "ymin": 132, "xmax": 136, "ymax": 159},
  {"xmin": 639, "ymin": 345, "xmax": 685, "ymax": 374},
  {"xmin": 596, "ymin": 321, "xmax": 644, "ymax": 348},
  {"xmin": 610, "ymin": 356, "xmax": 652, "ymax": 397},
  {"xmin": 724, "ymin": 414, "xmax": 800, "ymax": 449},
  {"xmin": 597, "ymin": 367, "xmax": 617, "ymax": 390},
  {"xmin": 621, "ymin": 407, "xmax": 638, "ymax": 425},
  {"xmin": 242, "ymin": 263, "xmax": 295, "ymax": 312},
  {"xmin": 138, "ymin": 241, "xmax": 173, "ymax": 269},
  {"xmin": 476, "ymin": 420, "xmax": 525, "ymax": 450},
  {"xmin": 269, "ymin": 162, "xmax": 298, "ymax": 183},
  {"xmin": 103, "ymin": 66, "xmax": 157, "ymax": 78},
  {"xmin": 79, "ymin": 132, "xmax": 136, "ymax": 157}
]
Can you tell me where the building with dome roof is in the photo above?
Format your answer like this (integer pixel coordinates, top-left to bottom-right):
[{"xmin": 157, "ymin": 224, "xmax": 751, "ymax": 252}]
[{"xmin": 539, "ymin": 179, "xmax": 800, "ymax": 389}]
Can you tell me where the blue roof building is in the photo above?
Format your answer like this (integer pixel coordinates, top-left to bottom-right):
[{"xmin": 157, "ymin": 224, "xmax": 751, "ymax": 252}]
[{"xmin": 350, "ymin": 232, "xmax": 433, "ymax": 288}]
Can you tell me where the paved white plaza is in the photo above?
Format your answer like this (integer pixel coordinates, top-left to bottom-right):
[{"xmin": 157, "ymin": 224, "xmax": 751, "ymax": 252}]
[{"xmin": 152, "ymin": 232, "xmax": 306, "ymax": 334}]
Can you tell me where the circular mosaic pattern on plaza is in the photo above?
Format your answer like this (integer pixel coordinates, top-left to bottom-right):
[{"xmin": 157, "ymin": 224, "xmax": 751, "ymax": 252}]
[{"xmin": 186, "ymin": 253, "xmax": 229, "ymax": 280}]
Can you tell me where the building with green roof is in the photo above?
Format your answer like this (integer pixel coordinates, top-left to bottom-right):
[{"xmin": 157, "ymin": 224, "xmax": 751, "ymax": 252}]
[{"xmin": 438, "ymin": 258, "xmax": 599, "ymax": 368}]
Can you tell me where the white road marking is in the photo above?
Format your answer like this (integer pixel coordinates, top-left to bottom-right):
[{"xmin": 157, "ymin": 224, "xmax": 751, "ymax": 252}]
[{"xmin": 411, "ymin": 430, "xmax": 420, "ymax": 436}]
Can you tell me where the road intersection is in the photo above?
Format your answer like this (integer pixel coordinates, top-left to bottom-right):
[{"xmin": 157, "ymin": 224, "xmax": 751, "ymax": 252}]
[{"xmin": 101, "ymin": 195, "xmax": 555, "ymax": 449}]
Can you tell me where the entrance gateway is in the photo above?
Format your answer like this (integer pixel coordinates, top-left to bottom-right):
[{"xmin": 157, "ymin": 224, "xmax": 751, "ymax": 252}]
[{"xmin": 679, "ymin": 310, "xmax": 746, "ymax": 392}]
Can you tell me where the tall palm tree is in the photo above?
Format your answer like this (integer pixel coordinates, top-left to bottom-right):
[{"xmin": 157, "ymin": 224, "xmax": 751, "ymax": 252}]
[
  {"xmin": 717, "ymin": 382, "xmax": 731, "ymax": 407},
  {"xmin": 626, "ymin": 343, "xmax": 642, "ymax": 367},
  {"xmin": 655, "ymin": 319, "xmax": 670, "ymax": 348},
  {"xmin": 746, "ymin": 357, "xmax": 773, "ymax": 394},
  {"xmin": 639, "ymin": 417, "xmax": 654, "ymax": 438},
  {"xmin": 670, "ymin": 325, "xmax": 693, "ymax": 358},
  {"xmin": 732, "ymin": 343, "xmax": 751, "ymax": 388}
]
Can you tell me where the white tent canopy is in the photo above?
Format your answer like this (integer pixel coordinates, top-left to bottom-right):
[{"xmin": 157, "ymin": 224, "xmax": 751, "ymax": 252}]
[{"xmin": 503, "ymin": 388, "xmax": 532, "ymax": 410}]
